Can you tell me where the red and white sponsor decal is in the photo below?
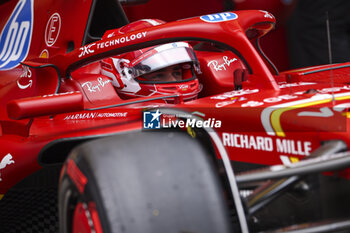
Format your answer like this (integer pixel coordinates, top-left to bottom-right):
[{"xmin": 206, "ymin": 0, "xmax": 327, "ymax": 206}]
[
  {"xmin": 17, "ymin": 65, "xmax": 33, "ymax": 89},
  {"xmin": 0, "ymin": 153, "xmax": 15, "ymax": 182},
  {"xmin": 222, "ymin": 133, "xmax": 312, "ymax": 156},
  {"xmin": 78, "ymin": 32, "xmax": 148, "ymax": 58},
  {"xmin": 82, "ymin": 77, "xmax": 112, "ymax": 93},
  {"xmin": 45, "ymin": 13, "xmax": 61, "ymax": 47},
  {"xmin": 207, "ymin": 56, "xmax": 237, "ymax": 71}
]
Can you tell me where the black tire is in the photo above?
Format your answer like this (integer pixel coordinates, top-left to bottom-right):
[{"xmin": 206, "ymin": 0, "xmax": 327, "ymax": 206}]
[{"xmin": 59, "ymin": 131, "xmax": 233, "ymax": 233}]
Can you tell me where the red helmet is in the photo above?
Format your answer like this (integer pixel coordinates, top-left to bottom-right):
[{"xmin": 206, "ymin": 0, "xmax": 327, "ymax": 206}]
[{"xmin": 100, "ymin": 19, "xmax": 202, "ymax": 102}]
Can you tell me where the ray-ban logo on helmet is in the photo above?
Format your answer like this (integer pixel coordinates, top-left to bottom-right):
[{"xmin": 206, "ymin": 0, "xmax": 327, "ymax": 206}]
[
  {"xmin": 0, "ymin": 0, "xmax": 33, "ymax": 70},
  {"xmin": 143, "ymin": 110, "xmax": 162, "ymax": 129},
  {"xmin": 200, "ymin": 12, "xmax": 238, "ymax": 23}
]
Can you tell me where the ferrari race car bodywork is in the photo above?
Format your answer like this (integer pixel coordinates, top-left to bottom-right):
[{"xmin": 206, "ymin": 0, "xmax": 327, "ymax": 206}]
[{"xmin": 1, "ymin": 0, "xmax": 350, "ymax": 232}]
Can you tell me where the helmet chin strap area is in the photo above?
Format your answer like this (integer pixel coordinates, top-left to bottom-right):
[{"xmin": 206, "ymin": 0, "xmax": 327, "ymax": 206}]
[{"xmin": 114, "ymin": 58, "xmax": 142, "ymax": 93}]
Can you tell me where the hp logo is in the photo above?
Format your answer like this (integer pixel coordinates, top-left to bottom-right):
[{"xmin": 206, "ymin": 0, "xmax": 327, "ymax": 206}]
[
  {"xmin": 0, "ymin": 0, "xmax": 33, "ymax": 70},
  {"xmin": 200, "ymin": 12, "xmax": 238, "ymax": 23}
]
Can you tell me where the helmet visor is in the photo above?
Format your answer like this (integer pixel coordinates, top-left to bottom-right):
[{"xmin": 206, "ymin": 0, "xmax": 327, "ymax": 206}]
[{"xmin": 131, "ymin": 43, "xmax": 198, "ymax": 81}]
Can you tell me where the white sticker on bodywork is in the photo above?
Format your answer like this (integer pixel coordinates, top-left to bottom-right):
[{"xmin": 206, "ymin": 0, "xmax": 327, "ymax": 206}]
[
  {"xmin": 45, "ymin": 13, "xmax": 61, "ymax": 47},
  {"xmin": 0, "ymin": 153, "xmax": 15, "ymax": 181}
]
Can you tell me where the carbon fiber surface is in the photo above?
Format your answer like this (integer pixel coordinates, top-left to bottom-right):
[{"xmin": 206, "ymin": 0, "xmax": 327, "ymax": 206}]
[
  {"xmin": 0, "ymin": 187, "xmax": 58, "ymax": 233},
  {"xmin": 0, "ymin": 166, "xmax": 61, "ymax": 233}
]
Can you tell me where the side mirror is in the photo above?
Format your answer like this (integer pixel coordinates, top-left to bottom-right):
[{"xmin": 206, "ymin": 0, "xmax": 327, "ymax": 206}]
[
  {"xmin": 7, "ymin": 92, "xmax": 84, "ymax": 120},
  {"xmin": 119, "ymin": 0, "xmax": 149, "ymax": 5}
]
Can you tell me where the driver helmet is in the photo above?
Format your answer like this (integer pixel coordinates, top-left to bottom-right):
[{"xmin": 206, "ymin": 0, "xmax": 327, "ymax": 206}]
[{"xmin": 100, "ymin": 19, "xmax": 202, "ymax": 102}]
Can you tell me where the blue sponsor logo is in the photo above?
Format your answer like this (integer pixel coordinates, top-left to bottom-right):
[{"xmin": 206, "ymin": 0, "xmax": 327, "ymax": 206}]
[
  {"xmin": 0, "ymin": 0, "xmax": 33, "ymax": 70},
  {"xmin": 200, "ymin": 12, "xmax": 238, "ymax": 23},
  {"xmin": 143, "ymin": 110, "xmax": 162, "ymax": 129}
]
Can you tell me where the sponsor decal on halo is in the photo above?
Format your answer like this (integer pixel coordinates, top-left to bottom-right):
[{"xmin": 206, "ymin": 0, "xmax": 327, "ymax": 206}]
[
  {"xmin": 79, "ymin": 43, "xmax": 96, "ymax": 58},
  {"xmin": 78, "ymin": 32, "xmax": 148, "ymax": 58},
  {"xmin": 260, "ymin": 10, "xmax": 274, "ymax": 19},
  {"xmin": 0, "ymin": 0, "xmax": 33, "ymax": 70},
  {"xmin": 97, "ymin": 32, "xmax": 147, "ymax": 50},
  {"xmin": 200, "ymin": 12, "xmax": 238, "ymax": 23}
]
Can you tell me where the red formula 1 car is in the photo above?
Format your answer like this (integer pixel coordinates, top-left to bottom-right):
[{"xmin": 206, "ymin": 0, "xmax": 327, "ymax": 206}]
[{"xmin": 1, "ymin": 0, "xmax": 350, "ymax": 233}]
